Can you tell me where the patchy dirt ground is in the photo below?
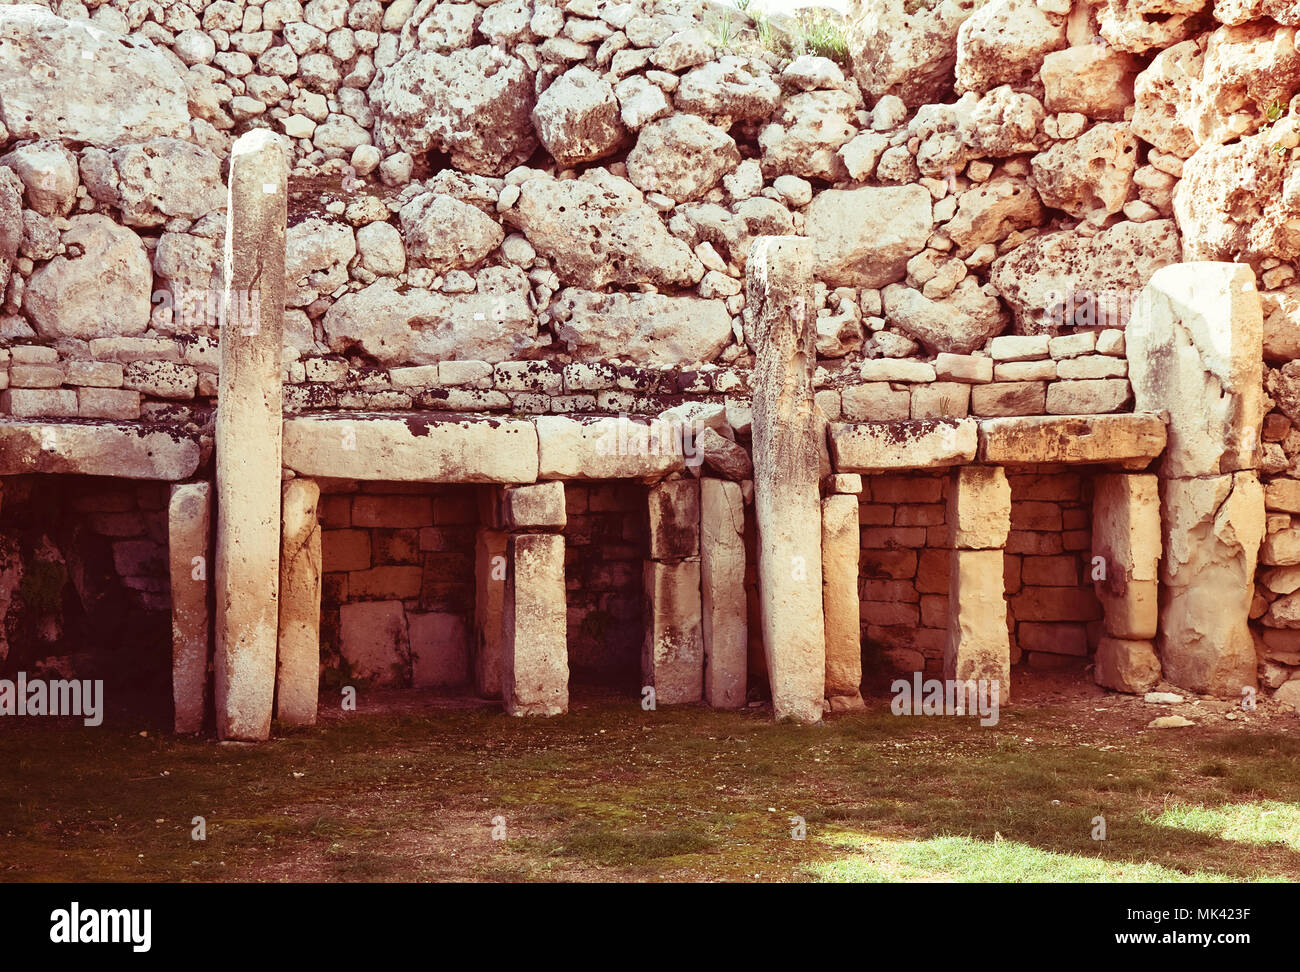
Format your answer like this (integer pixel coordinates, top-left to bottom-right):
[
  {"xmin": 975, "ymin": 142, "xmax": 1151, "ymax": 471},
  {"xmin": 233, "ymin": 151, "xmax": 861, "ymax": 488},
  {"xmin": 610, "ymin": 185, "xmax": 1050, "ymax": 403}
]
[{"xmin": 3, "ymin": 671, "xmax": 1298, "ymax": 883}]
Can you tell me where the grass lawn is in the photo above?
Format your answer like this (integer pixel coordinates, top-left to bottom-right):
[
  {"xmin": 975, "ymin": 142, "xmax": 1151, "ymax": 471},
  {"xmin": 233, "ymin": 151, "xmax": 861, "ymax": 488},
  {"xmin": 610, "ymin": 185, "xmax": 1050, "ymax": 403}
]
[{"xmin": 4, "ymin": 683, "xmax": 1300, "ymax": 882}]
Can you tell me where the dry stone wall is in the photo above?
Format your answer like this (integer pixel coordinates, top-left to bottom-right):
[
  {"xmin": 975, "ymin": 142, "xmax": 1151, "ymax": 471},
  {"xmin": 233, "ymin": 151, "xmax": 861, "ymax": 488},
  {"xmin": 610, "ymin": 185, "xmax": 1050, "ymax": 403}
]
[{"xmin": 4, "ymin": 0, "xmax": 1300, "ymax": 705}]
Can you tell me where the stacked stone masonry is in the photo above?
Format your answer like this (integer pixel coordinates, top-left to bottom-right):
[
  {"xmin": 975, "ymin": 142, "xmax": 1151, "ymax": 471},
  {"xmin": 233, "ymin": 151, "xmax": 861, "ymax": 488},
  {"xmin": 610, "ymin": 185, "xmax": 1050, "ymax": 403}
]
[{"xmin": 2, "ymin": 0, "xmax": 1300, "ymax": 733}]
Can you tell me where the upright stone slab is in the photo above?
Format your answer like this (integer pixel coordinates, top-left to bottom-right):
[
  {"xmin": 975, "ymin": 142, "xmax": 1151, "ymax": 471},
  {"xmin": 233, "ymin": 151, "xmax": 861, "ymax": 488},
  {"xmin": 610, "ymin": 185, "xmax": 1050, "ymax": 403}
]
[
  {"xmin": 502, "ymin": 533, "xmax": 568, "ymax": 715},
  {"xmin": 945, "ymin": 467, "xmax": 1012, "ymax": 699},
  {"xmin": 642, "ymin": 559, "xmax": 704, "ymax": 704},
  {"xmin": 276, "ymin": 478, "xmax": 321, "ymax": 727},
  {"xmin": 748, "ymin": 235, "xmax": 826, "ymax": 722},
  {"xmin": 647, "ymin": 479, "xmax": 700, "ymax": 561},
  {"xmin": 474, "ymin": 526, "xmax": 508, "ymax": 699},
  {"xmin": 822, "ymin": 493, "xmax": 864, "ymax": 710},
  {"xmin": 1128, "ymin": 263, "xmax": 1264, "ymax": 479},
  {"xmin": 701, "ymin": 478, "xmax": 747, "ymax": 709},
  {"xmin": 168, "ymin": 482, "xmax": 210, "ymax": 734},
  {"xmin": 214, "ymin": 130, "xmax": 287, "ymax": 741},
  {"xmin": 1092, "ymin": 473, "xmax": 1160, "ymax": 640},
  {"xmin": 946, "ymin": 549, "xmax": 1012, "ymax": 700},
  {"xmin": 1160, "ymin": 473, "xmax": 1263, "ymax": 694},
  {"xmin": 1128, "ymin": 263, "xmax": 1265, "ymax": 697}
]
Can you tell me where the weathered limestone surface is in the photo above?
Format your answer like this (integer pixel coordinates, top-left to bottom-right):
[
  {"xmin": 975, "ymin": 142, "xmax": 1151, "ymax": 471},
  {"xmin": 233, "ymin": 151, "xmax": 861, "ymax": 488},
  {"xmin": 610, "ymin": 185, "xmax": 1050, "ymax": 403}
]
[
  {"xmin": 1128, "ymin": 263, "xmax": 1265, "ymax": 478},
  {"xmin": 749, "ymin": 236, "xmax": 825, "ymax": 722},
  {"xmin": 1092, "ymin": 474, "xmax": 1161, "ymax": 640},
  {"xmin": 502, "ymin": 533, "xmax": 568, "ymax": 715},
  {"xmin": 474, "ymin": 525, "xmax": 508, "ymax": 699},
  {"xmin": 276, "ymin": 478, "xmax": 321, "ymax": 727},
  {"xmin": 1160, "ymin": 473, "xmax": 1263, "ymax": 695},
  {"xmin": 946, "ymin": 549, "xmax": 1012, "ymax": 700},
  {"xmin": 1094, "ymin": 636, "xmax": 1162, "ymax": 693},
  {"xmin": 700, "ymin": 478, "xmax": 747, "ymax": 709},
  {"xmin": 830, "ymin": 419, "xmax": 978, "ymax": 473},
  {"xmin": 642, "ymin": 558, "xmax": 704, "ymax": 704},
  {"xmin": 214, "ymin": 131, "xmax": 287, "ymax": 742},
  {"xmin": 648, "ymin": 479, "xmax": 700, "ymax": 560},
  {"xmin": 535, "ymin": 415, "xmax": 685, "ymax": 480},
  {"xmin": 0, "ymin": 420, "xmax": 199, "ymax": 480},
  {"xmin": 977, "ymin": 413, "xmax": 1167, "ymax": 466},
  {"xmin": 949, "ymin": 465, "xmax": 1011, "ymax": 549},
  {"xmin": 822, "ymin": 493, "xmax": 864, "ymax": 710},
  {"xmin": 283, "ymin": 414, "xmax": 539, "ymax": 484},
  {"xmin": 168, "ymin": 482, "xmax": 210, "ymax": 734},
  {"xmin": 502, "ymin": 480, "xmax": 566, "ymax": 530}
]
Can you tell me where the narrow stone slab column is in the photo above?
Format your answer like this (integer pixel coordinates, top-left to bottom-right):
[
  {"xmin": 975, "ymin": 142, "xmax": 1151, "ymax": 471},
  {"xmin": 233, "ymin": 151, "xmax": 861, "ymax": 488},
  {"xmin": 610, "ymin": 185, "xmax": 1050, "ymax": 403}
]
[
  {"xmin": 276, "ymin": 478, "xmax": 321, "ymax": 727},
  {"xmin": 1129, "ymin": 263, "xmax": 1264, "ymax": 696},
  {"xmin": 502, "ymin": 533, "xmax": 568, "ymax": 715},
  {"xmin": 701, "ymin": 478, "xmax": 747, "ymax": 709},
  {"xmin": 1092, "ymin": 474, "xmax": 1160, "ymax": 640},
  {"xmin": 474, "ymin": 526, "xmax": 508, "ymax": 699},
  {"xmin": 643, "ymin": 479, "xmax": 703, "ymax": 703},
  {"xmin": 214, "ymin": 130, "xmax": 287, "ymax": 741},
  {"xmin": 168, "ymin": 482, "xmax": 211, "ymax": 734},
  {"xmin": 748, "ymin": 235, "xmax": 825, "ymax": 722},
  {"xmin": 822, "ymin": 493, "xmax": 864, "ymax": 711},
  {"xmin": 946, "ymin": 466, "xmax": 1012, "ymax": 699}
]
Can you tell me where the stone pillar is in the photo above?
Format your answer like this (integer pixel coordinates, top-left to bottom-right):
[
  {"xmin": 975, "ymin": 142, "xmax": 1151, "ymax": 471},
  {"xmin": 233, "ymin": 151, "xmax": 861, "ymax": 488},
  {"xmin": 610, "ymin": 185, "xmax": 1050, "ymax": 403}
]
[
  {"xmin": 214, "ymin": 129, "xmax": 287, "ymax": 741},
  {"xmin": 168, "ymin": 482, "xmax": 211, "ymax": 734},
  {"xmin": 701, "ymin": 477, "xmax": 747, "ymax": 709},
  {"xmin": 502, "ymin": 532, "xmax": 568, "ymax": 716},
  {"xmin": 1091, "ymin": 473, "xmax": 1162, "ymax": 693},
  {"xmin": 473, "ymin": 525, "xmax": 508, "ymax": 699},
  {"xmin": 822, "ymin": 491, "xmax": 864, "ymax": 711},
  {"xmin": 276, "ymin": 478, "xmax": 321, "ymax": 726},
  {"xmin": 1128, "ymin": 263, "xmax": 1264, "ymax": 696},
  {"xmin": 946, "ymin": 466, "xmax": 1012, "ymax": 699},
  {"xmin": 644, "ymin": 479, "xmax": 703, "ymax": 704},
  {"xmin": 748, "ymin": 235, "xmax": 825, "ymax": 722}
]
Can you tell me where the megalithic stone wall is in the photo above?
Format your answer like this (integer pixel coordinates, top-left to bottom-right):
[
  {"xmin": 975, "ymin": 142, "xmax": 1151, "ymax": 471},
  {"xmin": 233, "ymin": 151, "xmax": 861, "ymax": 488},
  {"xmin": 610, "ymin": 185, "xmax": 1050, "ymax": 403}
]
[
  {"xmin": 1128, "ymin": 263, "xmax": 1266, "ymax": 697},
  {"xmin": 748, "ymin": 235, "xmax": 826, "ymax": 723},
  {"xmin": 214, "ymin": 130, "xmax": 288, "ymax": 741}
]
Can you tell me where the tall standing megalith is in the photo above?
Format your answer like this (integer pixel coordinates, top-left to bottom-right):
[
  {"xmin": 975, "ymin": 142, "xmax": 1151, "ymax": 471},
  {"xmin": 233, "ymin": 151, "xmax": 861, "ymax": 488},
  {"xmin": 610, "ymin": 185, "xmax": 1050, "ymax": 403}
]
[
  {"xmin": 748, "ymin": 235, "xmax": 826, "ymax": 723},
  {"xmin": 214, "ymin": 130, "xmax": 288, "ymax": 740}
]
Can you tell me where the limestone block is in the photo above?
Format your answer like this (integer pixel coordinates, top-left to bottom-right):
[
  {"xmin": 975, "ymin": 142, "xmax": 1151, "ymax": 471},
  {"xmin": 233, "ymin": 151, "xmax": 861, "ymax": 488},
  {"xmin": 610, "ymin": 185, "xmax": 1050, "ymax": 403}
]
[
  {"xmin": 409, "ymin": 612, "xmax": 471, "ymax": 687},
  {"xmin": 283, "ymin": 415, "xmax": 539, "ymax": 484},
  {"xmin": 339, "ymin": 600, "xmax": 410, "ymax": 684},
  {"xmin": 474, "ymin": 526, "xmax": 508, "ymax": 699},
  {"xmin": 276, "ymin": 478, "xmax": 321, "ymax": 727},
  {"xmin": 215, "ymin": 131, "xmax": 287, "ymax": 742},
  {"xmin": 830, "ymin": 418, "xmax": 978, "ymax": 473},
  {"xmin": 1159, "ymin": 472, "xmax": 1263, "ymax": 695},
  {"xmin": 822, "ymin": 493, "xmax": 863, "ymax": 708},
  {"xmin": 949, "ymin": 465, "xmax": 1011, "ymax": 550},
  {"xmin": 168, "ymin": 482, "xmax": 210, "ymax": 734},
  {"xmin": 1094, "ymin": 637, "xmax": 1161, "ymax": 693},
  {"xmin": 503, "ymin": 480, "xmax": 566, "ymax": 530},
  {"xmin": 0, "ymin": 420, "xmax": 199, "ymax": 480},
  {"xmin": 748, "ymin": 236, "xmax": 826, "ymax": 722},
  {"xmin": 648, "ymin": 479, "xmax": 700, "ymax": 561},
  {"xmin": 977, "ymin": 413, "xmax": 1167, "ymax": 466},
  {"xmin": 642, "ymin": 558, "xmax": 704, "ymax": 705},
  {"xmin": 535, "ymin": 414, "xmax": 686, "ymax": 480},
  {"xmin": 502, "ymin": 533, "xmax": 568, "ymax": 715},
  {"xmin": 1092, "ymin": 473, "xmax": 1161, "ymax": 639},
  {"xmin": 1128, "ymin": 262, "xmax": 1264, "ymax": 478},
  {"xmin": 946, "ymin": 549, "xmax": 1012, "ymax": 700},
  {"xmin": 701, "ymin": 478, "xmax": 747, "ymax": 709}
]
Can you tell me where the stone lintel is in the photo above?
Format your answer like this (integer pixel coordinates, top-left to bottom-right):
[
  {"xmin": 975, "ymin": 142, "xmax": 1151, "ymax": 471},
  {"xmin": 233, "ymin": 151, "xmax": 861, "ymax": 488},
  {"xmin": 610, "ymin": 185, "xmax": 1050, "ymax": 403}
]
[
  {"xmin": 976, "ymin": 413, "xmax": 1167, "ymax": 467},
  {"xmin": 829, "ymin": 418, "xmax": 978, "ymax": 473},
  {"xmin": 282, "ymin": 412, "xmax": 540, "ymax": 484},
  {"xmin": 0, "ymin": 419, "xmax": 200, "ymax": 480}
]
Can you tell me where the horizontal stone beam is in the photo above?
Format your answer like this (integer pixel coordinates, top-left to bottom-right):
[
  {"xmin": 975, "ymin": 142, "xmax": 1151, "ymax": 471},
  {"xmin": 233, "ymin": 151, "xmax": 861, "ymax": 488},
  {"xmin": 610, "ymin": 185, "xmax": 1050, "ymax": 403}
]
[
  {"xmin": 535, "ymin": 415, "xmax": 686, "ymax": 480},
  {"xmin": 829, "ymin": 418, "xmax": 977, "ymax": 473},
  {"xmin": 282, "ymin": 413, "xmax": 539, "ymax": 483},
  {"xmin": 0, "ymin": 419, "xmax": 200, "ymax": 480},
  {"xmin": 977, "ymin": 413, "xmax": 1166, "ymax": 467}
]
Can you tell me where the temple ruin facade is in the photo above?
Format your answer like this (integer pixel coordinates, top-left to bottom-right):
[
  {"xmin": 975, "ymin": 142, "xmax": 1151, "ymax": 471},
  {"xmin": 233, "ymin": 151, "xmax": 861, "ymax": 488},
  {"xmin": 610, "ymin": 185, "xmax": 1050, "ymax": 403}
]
[{"xmin": 0, "ymin": 0, "xmax": 1298, "ymax": 739}]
